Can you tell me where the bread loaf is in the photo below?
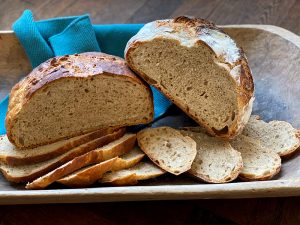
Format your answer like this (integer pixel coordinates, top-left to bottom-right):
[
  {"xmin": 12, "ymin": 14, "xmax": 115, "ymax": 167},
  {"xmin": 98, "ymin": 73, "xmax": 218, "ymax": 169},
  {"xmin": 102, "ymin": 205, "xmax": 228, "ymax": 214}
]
[
  {"xmin": 6, "ymin": 52, "xmax": 153, "ymax": 149},
  {"xmin": 125, "ymin": 16, "xmax": 254, "ymax": 139}
]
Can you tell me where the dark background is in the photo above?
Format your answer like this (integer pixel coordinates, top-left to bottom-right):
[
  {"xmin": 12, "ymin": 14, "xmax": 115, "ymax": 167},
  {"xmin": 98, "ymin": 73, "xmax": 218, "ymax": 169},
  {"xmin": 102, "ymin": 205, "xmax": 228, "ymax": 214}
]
[{"xmin": 0, "ymin": 0, "xmax": 300, "ymax": 224}]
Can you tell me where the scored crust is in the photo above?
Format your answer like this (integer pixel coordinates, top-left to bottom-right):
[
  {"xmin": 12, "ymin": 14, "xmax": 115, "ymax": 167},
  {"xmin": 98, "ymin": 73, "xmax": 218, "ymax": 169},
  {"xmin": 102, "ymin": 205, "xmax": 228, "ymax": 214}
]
[{"xmin": 125, "ymin": 16, "xmax": 254, "ymax": 139}]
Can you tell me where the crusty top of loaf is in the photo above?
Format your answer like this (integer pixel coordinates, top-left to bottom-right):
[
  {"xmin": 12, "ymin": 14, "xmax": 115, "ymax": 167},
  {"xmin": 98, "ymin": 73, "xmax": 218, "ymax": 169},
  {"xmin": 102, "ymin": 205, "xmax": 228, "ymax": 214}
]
[
  {"xmin": 6, "ymin": 52, "xmax": 149, "ymax": 142},
  {"xmin": 125, "ymin": 16, "xmax": 254, "ymax": 138}
]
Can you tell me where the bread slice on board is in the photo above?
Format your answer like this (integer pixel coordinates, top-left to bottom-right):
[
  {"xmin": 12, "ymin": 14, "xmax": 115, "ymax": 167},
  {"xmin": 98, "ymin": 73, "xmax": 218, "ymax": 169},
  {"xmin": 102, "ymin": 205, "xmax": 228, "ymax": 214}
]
[
  {"xmin": 100, "ymin": 161, "xmax": 166, "ymax": 185},
  {"xmin": 180, "ymin": 130, "xmax": 243, "ymax": 183},
  {"xmin": 0, "ymin": 128, "xmax": 118, "ymax": 166},
  {"xmin": 26, "ymin": 133, "xmax": 136, "ymax": 189},
  {"xmin": 137, "ymin": 126, "xmax": 197, "ymax": 175},
  {"xmin": 242, "ymin": 115, "xmax": 300, "ymax": 157},
  {"xmin": 125, "ymin": 16, "xmax": 254, "ymax": 139},
  {"xmin": 57, "ymin": 146, "xmax": 145, "ymax": 187},
  {"xmin": 6, "ymin": 52, "xmax": 153, "ymax": 149},
  {"xmin": 230, "ymin": 135, "xmax": 281, "ymax": 181},
  {"xmin": 0, "ymin": 128, "xmax": 125, "ymax": 183},
  {"xmin": 57, "ymin": 157, "xmax": 118, "ymax": 188}
]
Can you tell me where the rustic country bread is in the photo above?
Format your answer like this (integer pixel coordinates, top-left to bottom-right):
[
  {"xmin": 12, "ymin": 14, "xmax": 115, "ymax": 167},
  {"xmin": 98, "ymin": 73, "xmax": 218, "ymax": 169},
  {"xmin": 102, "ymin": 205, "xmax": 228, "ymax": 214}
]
[
  {"xmin": 125, "ymin": 16, "xmax": 254, "ymax": 139},
  {"xmin": 57, "ymin": 146, "xmax": 145, "ymax": 187},
  {"xmin": 180, "ymin": 130, "xmax": 243, "ymax": 183},
  {"xmin": 243, "ymin": 116, "xmax": 300, "ymax": 157},
  {"xmin": 137, "ymin": 126, "xmax": 196, "ymax": 175},
  {"xmin": 25, "ymin": 133, "xmax": 136, "ymax": 189},
  {"xmin": 100, "ymin": 161, "xmax": 166, "ymax": 185},
  {"xmin": 230, "ymin": 135, "xmax": 281, "ymax": 181},
  {"xmin": 0, "ymin": 128, "xmax": 118, "ymax": 166},
  {"xmin": 6, "ymin": 52, "xmax": 153, "ymax": 149},
  {"xmin": 0, "ymin": 128, "xmax": 125, "ymax": 183}
]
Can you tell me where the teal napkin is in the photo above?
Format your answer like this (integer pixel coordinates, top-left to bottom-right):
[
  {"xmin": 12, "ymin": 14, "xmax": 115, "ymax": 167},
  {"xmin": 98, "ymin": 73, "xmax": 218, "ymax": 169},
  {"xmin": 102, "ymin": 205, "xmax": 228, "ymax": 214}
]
[{"xmin": 0, "ymin": 10, "xmax": 172, "ymax": 135}]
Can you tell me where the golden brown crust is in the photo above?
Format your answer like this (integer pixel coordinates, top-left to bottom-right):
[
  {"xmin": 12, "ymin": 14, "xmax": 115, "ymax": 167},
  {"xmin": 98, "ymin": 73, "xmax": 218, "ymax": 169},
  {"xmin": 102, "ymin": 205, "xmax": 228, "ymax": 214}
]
[
  {"xmin": 6, "ymin": 52, "xmax": 153, "ymax": 148},
  {"xmin": 125, "ymin": 16, "xmax": 254, "ymax": 140},
  {"xmin": 1, "ymin": 128, "xmax": 126, "ymax": 183}
]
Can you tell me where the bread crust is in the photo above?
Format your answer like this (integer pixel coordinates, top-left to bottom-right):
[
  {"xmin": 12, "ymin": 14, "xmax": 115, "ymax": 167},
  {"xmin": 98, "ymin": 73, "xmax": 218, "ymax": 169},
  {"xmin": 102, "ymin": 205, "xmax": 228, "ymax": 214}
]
[
  {"xmin": 1, "ymin": 128, "xmax": 126, "ymax": 183},
  {"xmin": 0, "ymin": 127, "xmax": 120, "ymax": 166},
  {"xmin": 25, "ymin": 133, "xmax": 136, "ymax": 189},
  {"xmin": 125, "ymin": 16, "xmax": 254, "ymax": 139},
  {"xmin": 6, "ymin": 52, "xmax": 153, "ymax": 148}
]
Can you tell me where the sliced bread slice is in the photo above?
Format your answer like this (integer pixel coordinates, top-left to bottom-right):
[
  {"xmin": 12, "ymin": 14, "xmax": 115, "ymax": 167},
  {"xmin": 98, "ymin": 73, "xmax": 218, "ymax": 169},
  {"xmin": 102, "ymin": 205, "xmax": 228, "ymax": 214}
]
[
  {"xmin": 57, "ymin": 157, "xmax": 118, "ymax": 188},
  {"xmin": 25, "ymin": 133, "xmax": 136, "ymax": 189},
  {"xmin": 180, "ymin": 130, "xmax": 243, "ymax": 183},
  {"xmin": 0, "ymin": 128, "xmax": 125, "ymax": 183},
  {"xmin": 6, "ymin": 52, "xmax": 153, "ymax": 149},
  {"xmin": 230, "ymin": 135, "xmax": 281, "ymax": 181},
  {"xmin": 243, "ymin": 116, "xmax": 300, "ymax": 157},
  {"xmin": 100, "ymin": 161, "xmax": 166, "ymax": 185},
  {"xmin": 125, "ymin": 16, "xmax": 254, "ymax": 139},
  {"xmin": 57, "ymin": 147, "xmax": 145, "ymax": 187},
  {"xmin": 137, "ymin": 127, "xmax": 197, "ymax": 175},
  {"xmin": 0, "ymin": 128, "xmax": 118, "ymax": 166}
]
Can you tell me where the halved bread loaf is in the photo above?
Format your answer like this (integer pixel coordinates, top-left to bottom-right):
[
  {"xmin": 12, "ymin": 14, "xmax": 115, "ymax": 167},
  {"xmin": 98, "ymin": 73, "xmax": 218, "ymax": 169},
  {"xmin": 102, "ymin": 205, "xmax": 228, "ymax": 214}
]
[
  {"xmin": 6, "ymin": 52, "xmax": 153, "ymax": 149},
  {"xmin": 57, "ymin": 147, "xmax": 145, "ymax": 187},
  {"xmin": 242, "ymin": 116, "xmax": 300, "ymax": 157},
  {"xmin": 0, "ymin": 128, "xmax": 117, "ymax": 166},
  {"xmin": 100, "ymin": 161, "xmax": 166, "ymax": 185},
  {"xmin": 26, "ymin": 133, "xmax": 136, "ymax": 189},
  {"xmin": 137, "ymin": 126, "xmax": 196, "ymax": 175},
  {"xmin": 1, "ymin": 128, "xmax": 125, "ymax": 183},
  {"xmin": 180, "ymin": 130, "xmax": 243, "ymax": 183},
  {"xmin": 125, "ymin": 16, "xmax": 254, "ymax": 139},
  {"xmin": 230, "ymin": 135, "xmax": 281, "ymax": 181}
]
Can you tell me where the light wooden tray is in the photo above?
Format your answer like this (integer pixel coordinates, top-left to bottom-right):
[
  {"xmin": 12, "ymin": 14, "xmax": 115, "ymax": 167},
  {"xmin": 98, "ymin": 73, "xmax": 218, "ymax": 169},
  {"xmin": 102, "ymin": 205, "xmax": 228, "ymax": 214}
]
[{"xmin": 0, "ymin": 24, "xmax": 299, "ymax": 205}]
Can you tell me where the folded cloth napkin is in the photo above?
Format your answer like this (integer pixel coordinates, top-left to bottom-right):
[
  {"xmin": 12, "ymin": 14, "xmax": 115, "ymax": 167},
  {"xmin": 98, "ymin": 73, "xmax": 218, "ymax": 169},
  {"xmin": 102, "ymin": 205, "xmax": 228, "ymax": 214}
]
[{"xmin": 0, "ymin": 10, "xmax": 172, "ymax": 135}]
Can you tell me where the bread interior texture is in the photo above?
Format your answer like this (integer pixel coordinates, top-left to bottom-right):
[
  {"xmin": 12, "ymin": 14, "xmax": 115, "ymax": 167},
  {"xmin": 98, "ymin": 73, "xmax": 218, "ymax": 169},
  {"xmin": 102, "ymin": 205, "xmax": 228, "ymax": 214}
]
[
  {"xmin": 11, "ymin": 75, "xmax": 152, "ymax": 147},
  {"xmin": 130, "ymin": 38, "xmax": 238, "ymax": 134}
]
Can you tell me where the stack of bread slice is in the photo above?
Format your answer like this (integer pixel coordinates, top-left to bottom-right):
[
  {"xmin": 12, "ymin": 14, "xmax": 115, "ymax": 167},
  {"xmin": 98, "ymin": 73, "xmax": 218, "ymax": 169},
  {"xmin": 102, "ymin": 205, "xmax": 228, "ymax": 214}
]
[{"xmin": 0, "ymin": 128, "xmax": 166, "ymax": 189}]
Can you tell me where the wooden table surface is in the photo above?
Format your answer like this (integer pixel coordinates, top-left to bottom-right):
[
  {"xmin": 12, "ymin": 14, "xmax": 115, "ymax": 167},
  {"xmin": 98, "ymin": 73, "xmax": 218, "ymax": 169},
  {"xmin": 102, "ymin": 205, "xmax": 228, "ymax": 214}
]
[{"xmin": 0, "ymin": 0, "xmax": 299, "ymax": 224}]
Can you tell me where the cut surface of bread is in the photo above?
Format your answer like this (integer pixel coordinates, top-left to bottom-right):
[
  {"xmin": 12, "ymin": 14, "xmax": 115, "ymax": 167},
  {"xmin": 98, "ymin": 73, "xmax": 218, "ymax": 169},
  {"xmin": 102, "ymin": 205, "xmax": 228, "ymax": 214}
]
[
  {"xmin": 181, "ymin": 130, "xmax": 243, "ymax": 183},
  {"xmin": 230, "ymin": 135, "xmax": 281, "ymax": 181},
  {"xmin": 137, "ymin": 126, "xmax": 196, "ymax": 175},
  {"xmin": 242, "ymin": 116, "xmax": 300, "ymax": 157},
  {"xmin": 57, "ymin": 146, "xmax": 145, "ymax": 187},
  {"xmin": 0, "ymin": 128, "xmax": 118, "ymax": 166},
  {"xmin": 25, "ymin": 133, "xmax": 136, "ymax": 189},
  {"xmin": 0, "ymin": 128, "xmax": 125, "ymax": 183},
  {"xmin": 100, "ymin": 161, "xmax": 166, "ymax": 185},
  {"xmin": 125, "ymin": 16, "xmax": 254, "ymax": 139},
  {"xmin": 6, "ymin": 52, "xmax": 153, "ymax": 149}
]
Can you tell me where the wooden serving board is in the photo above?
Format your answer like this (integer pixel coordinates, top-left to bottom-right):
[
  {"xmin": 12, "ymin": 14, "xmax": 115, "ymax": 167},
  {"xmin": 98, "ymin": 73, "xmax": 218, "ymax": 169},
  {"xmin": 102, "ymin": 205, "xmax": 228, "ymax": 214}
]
[{"xmin": 0, "ymin": 24, "xmax": 299, "ymax": 204}]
